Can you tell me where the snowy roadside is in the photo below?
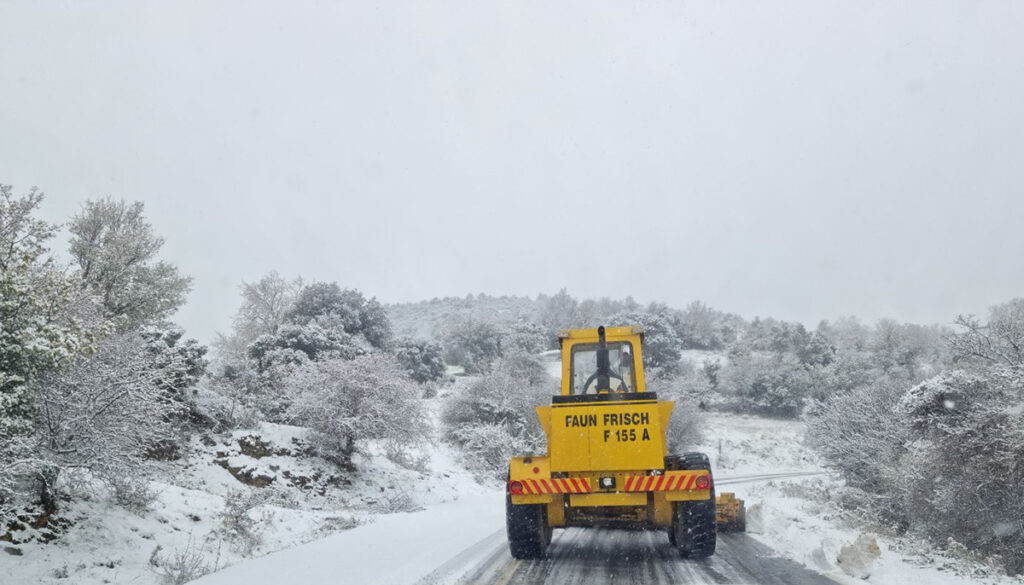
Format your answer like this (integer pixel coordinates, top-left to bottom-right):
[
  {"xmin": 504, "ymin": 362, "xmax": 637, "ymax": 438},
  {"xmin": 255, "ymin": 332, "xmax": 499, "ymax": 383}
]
[
  {"xmin": 192, "ymin": 492, "xmax": 505, "ymax": 585},
  {"xmin": 0, "ymin": 397, "xmax": 488, "ymax": 585},
  {"xmin": 186, "ymin": 411, "xmax": 1024, "ymax": 585},
  {"xmin": 5, "ymin": 399, "xmax": 1021, "ymax": 585},
  {"xmin": 699, "ymin": 412, "xmax": 1023, "ymax": 585}
]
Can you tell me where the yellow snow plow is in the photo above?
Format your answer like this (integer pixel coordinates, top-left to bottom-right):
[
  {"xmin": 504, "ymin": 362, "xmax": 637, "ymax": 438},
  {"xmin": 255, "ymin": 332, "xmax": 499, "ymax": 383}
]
[{"xmin": 506, "ymin": 325, "xmax": 744, "ymax": 559}]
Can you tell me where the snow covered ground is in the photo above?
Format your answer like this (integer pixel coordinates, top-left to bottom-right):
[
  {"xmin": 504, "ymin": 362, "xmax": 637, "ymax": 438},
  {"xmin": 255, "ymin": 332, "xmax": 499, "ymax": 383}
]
[
  {"xmin": 192, "ymin": 492, "xmax": 504, "ymax": 585},
  {"xmin": 0, "ymin": 401, "xmax": 487, "ymax": 585},
  {"xmin": 193, "ymin": 412, "xmax": 1024, "ymax": 585}
]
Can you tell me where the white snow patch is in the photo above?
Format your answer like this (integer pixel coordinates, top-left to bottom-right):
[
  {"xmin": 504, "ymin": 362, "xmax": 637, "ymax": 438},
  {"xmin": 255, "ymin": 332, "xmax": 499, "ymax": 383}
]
[{"xmin": 192, "ymin": 492, "xmax": 504, "ymax": 585}]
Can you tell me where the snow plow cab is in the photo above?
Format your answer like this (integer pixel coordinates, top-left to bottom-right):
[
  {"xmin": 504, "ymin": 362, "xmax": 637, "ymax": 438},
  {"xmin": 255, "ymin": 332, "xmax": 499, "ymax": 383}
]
[{"xmin": 506, "ymin": 325, "xmax": 719, "ymax": 559}]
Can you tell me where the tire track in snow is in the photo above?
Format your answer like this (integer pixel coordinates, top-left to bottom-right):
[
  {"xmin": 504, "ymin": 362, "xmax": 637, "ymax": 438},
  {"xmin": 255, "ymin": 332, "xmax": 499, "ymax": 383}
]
[{"xmin": 425, "ymin": 527, "xmax": 840, "ymax": 585}]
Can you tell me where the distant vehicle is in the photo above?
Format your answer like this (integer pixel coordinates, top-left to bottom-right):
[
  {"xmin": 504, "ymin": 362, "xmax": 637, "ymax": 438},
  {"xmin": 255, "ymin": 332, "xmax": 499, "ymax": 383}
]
[{"xmin": 506, "ymin": 325, "xmax": 743, "ymax": 559}]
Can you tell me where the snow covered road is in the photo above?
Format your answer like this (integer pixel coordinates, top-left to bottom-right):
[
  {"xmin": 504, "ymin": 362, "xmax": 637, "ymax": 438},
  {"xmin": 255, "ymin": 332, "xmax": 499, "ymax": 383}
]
[
  {"xmin": 448, "ymin": 527, "xmax": 838, "ymax": 585},
  {"xmin": 191, "ymin": 486, "xmax": 843, "ymax": 585},
  {"xmin": 190, "ymin": 485, "xmax": 841, "ymax": 585}
]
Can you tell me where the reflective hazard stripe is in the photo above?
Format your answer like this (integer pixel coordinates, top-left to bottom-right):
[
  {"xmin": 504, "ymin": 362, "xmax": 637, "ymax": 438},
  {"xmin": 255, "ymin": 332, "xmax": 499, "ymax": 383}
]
[
  {"xmin": 515, "ymin": 477, "xmax": 592, "ymax": 494},
  {"xmin": 517, "ymin": 473, "xmax": 713, "ymax": 494},
  {"xmin": 622, "ymin": 471, "xmax": 708, "ymax": 492}
]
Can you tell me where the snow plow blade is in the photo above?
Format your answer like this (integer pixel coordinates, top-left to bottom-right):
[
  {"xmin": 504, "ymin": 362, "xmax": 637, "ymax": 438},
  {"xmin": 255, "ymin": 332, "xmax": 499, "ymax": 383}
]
[{"xmin": 716, "ymin": 492, "xmax": 746, "ymax": 532}]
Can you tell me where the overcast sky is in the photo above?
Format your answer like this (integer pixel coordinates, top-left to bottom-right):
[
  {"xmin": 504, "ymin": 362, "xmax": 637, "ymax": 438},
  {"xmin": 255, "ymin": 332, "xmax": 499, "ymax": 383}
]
[{"xmin": 2, "ymin": 1, "xmax": 1023, "ymax": 342}]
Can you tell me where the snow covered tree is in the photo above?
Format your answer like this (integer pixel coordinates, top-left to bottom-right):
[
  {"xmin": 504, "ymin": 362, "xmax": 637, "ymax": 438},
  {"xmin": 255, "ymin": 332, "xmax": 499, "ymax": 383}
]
[
  {"xmin": 949, "ymin": 299, "xmax": 1024, "ymax": 368},
  {"xmin": 248, "ymin": 323, "xmax": 363, "ymax": 372},
  {"xmin": 240, "ymin": 322, "xmax": 365, "ymax": 420},
  {"xmin": 231, "ymin": 271, "xmax": 303, "ymax": 344},
  {"xmin": 392, "ymin": 337, "xmax": 446, "ymax": 384},
  {"xmin": 285, "ymin": 282, "xmax": 391, "ymax": 348},
  {"xmin": 69, "ymin": 198, "xmax": 192, "ymax": 329},
  {"xmin": 284, "ymin": 353, "xmax": 427, "ymax": 468},
  {"xmin": 32, "ymin": 332, "xmax": 186, "ymax": 502},
  {"xmin": 501, "ymin": 321, "xmax": 551, "ymax": 355},
  {"xmin": 441, "ymin": 316, "xmax": 504, "ymax": 374},
  {"xmin": 142, "ymin": 327, "xmax": 209, "ymax": 411},
  {"xmin": 539, "ymin": 288, "xmax": 583, "ymax": 335},
  {"xmin": 675, "ymin": 300, "xmax": 742, "ymax": 350},
  {"xmin": 609, "ymin": 308, "xmax": 682, "ymax": 374},
  {"xmin": 0, "ymin": 186, "xmax": 107, "ymax": 439}
]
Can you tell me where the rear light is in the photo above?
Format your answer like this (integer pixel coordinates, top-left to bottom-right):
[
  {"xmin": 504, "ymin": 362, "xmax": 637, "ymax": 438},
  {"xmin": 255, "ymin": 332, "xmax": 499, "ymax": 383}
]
[
  {"xmin": 695, "ymin": 475, "xmax": 711, "ymax": 490},
  {"xmin": 509, "ymin": 480, "xmax": 524, "ymax": 494}
]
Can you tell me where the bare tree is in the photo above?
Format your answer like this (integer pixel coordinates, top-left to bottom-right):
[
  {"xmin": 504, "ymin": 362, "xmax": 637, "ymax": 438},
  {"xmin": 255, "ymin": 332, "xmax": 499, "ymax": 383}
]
[
  {"xmin": 232, "ymin": 271, "xmax": 303, "ymax": 344},
  {"xmin": 948, "ymin": 299, "xmax": 1024, "ymax": 368}
]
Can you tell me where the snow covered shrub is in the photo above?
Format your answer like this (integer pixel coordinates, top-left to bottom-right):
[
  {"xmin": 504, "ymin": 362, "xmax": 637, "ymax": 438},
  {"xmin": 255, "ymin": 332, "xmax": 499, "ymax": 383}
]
[
  {"xmin": 384, "ymin": 441, "xmax": 430, "ymax": 472},
  {"xmin": 441, "ymin": 354, "xmax": 556, "ymax": 479},
  {"xmin": 445, "ymin": 422, "xmax": 527, "ymax": 480},
  {"xmin": 373, "ymin": 487, "xmax": 423, "ymax": 514},
  {"xmin": 893, "ymin": 369, "xmax": 1024, "ymax": 573},
  {"xmin": 33, "ymin": 331, "xmax": 186, "ymax": 499},
  {"xmin": 441, "ymin": 316, "xmax": 504, "ymax": 374},
  {"xmin": 392, "ymin": 337, "xmax": 446, "ymax": 383},
  {"xmin": 240, "ymin": 323, "xmax": 365, "ymax": 420},
  {"xmin": 285, "ymin": 353, "xmax": 427, "ymax": 468},
  {"xmin": 718, "ymin": 353, "xmax": 811, "ymax": 417},
  {"xmin": 807, "ymin": 377, "xmax": 907, "ymax": 498},
  {"xmin": 220, "ymin": 489, "xmax": 268, "ymax": 555},
  {"xmin": 655, "ymin": 371, "xmax": 705, "ymax": 452},
  {"xmin": 811, "ymin": 367, "xmax": 1024, "ymax": 574},
  {"xmin": 151, "ymin": 537, "xmax": 211, "ymax": 585},
  {"xmin": 108, "ymin": 473, "xmax": 158, "ymax": 514}
]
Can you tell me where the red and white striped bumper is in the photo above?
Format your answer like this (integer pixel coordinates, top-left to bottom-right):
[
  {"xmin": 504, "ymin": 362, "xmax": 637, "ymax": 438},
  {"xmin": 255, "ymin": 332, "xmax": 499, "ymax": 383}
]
[
  {"xmin": 514, "ymin": 477, "xmax": 592, "ymax": 495},
  {"xmin": 509, "ymin": 470, "xmax": 710, "ymax": 495},
  {"xmin": 623, "ymin": 470, "xmax": 710, "ymax": 492}
]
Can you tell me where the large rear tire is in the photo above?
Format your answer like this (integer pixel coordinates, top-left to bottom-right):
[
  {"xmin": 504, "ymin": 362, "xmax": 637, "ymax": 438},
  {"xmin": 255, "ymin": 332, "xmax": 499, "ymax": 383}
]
[
  {"xmin": 672, "ymin": 451, "xmax": 717, "ymax": 559},
  {"xmin": 506, "ymin": 493, "xmax": 550, "ymax": 559}
]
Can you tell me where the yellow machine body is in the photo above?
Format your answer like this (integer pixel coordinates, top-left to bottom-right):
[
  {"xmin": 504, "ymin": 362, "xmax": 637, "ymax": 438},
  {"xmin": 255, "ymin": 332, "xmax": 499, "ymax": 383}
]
[{"xmin": 508, "ymin": 326, "xmax": 715, "ymax": 530}]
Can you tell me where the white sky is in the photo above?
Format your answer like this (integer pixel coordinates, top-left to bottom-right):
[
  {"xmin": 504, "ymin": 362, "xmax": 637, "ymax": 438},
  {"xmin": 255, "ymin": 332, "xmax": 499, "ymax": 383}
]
[{"xmin": 2, "ymin": 1, "xmax": 1023, "ymax": 343}]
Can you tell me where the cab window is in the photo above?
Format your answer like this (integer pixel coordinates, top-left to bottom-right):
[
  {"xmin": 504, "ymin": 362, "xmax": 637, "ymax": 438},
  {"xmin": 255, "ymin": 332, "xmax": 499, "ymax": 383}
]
[{"xmin": 569, "ymin": 342, "xmax": 636, "ymax": 395}]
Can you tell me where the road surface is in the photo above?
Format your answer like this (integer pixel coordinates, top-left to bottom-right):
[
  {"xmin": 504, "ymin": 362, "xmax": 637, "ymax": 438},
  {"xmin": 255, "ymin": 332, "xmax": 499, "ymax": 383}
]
[{"xmin": 420, "ymin": 525, "xmax": 838, "ymax": 585}]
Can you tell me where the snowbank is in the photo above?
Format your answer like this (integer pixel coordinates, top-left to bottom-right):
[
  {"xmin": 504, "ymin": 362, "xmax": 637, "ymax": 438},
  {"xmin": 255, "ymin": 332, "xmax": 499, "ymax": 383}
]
[{"xmin": 193, "ymin": 492, "xmax": 504, "ymax": 585}]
